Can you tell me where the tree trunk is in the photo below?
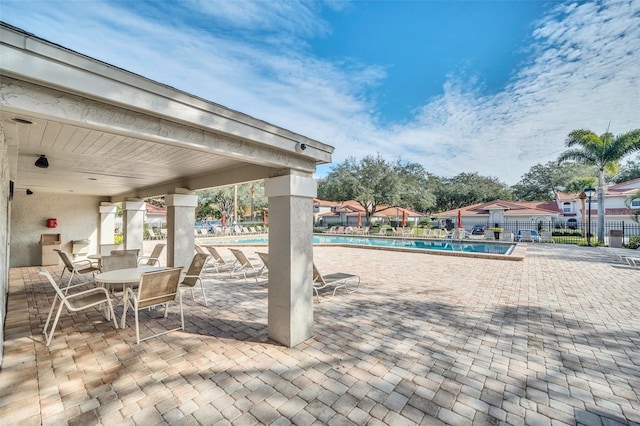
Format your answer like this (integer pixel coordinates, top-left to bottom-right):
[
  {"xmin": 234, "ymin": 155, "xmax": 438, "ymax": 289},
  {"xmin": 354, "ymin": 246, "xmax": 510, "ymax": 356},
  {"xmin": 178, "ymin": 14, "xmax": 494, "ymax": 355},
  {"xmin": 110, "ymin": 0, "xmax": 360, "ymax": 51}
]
[{"xmin": 597, "ymin": 169, "xmax": 606, "ymax": 244}]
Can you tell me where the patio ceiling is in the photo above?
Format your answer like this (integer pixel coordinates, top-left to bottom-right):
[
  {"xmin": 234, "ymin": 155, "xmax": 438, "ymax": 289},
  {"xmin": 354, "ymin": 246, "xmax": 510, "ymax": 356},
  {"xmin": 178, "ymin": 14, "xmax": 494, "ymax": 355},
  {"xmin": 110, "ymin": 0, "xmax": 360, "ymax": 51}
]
[{"xmin": 1, "ymin": 23, "xmax": 333, "ymax": 202}]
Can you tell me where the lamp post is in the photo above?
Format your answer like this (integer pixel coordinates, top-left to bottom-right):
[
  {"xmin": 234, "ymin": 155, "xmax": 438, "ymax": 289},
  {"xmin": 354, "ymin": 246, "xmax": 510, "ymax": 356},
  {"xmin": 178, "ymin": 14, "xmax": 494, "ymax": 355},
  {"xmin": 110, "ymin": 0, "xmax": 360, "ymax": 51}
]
[{"xmin": 584, "ymin": 187, "xmax": 595, "ymax": 246}]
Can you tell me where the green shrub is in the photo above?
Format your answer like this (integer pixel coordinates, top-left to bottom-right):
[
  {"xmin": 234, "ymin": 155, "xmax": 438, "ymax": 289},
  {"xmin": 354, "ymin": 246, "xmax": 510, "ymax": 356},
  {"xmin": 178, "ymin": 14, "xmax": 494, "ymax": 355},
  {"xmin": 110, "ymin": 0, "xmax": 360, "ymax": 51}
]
[{"xmin": 625, "ymin": 236, "xmax": 640, "ymax": 249}]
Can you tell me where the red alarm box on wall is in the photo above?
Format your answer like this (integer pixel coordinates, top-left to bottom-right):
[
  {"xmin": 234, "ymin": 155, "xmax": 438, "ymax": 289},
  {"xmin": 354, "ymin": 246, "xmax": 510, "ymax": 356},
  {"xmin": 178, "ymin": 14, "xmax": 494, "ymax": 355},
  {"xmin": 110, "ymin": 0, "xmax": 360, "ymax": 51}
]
[{"xmin": 47, "ymin": 218, "xmax": 57, "ymax": 228}]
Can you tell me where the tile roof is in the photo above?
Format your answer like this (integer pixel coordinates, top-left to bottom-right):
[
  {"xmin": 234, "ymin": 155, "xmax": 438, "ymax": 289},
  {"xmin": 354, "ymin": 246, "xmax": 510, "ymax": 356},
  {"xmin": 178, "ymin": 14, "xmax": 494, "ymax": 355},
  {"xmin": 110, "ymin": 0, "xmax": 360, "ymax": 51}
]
[{"xmin": 438, "ymin": 199, "xmax": 562, "ymax": 217}]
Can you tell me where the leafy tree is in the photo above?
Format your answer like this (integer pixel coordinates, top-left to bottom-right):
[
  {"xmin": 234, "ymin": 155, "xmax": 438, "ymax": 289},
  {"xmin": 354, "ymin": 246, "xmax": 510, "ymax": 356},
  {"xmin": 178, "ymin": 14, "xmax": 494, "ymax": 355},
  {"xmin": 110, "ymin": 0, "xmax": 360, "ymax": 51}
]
[
  {"xmin": 563, "ymin": 176, "xmax": 598, "ymax": 194},
  {"xmin": 558, "ymin": 127, "xmax": 640, "ymax": 243},
  {"xmin": 434, "ymin": 173, "xmax": 512, "ymax": 211},
  {"xmin": 395, "ymin": 162, "xmax": 438, "ymax": 213},
  {"xmin": 196, "ymin": 181, "xmax": 266, "ymax": 222},
  {"xmin": 613, "ymin": 155, "xmax": 640, "ymax": 183},
  {"xmin": 317, "ymin": 155, "xmax": 434, "ymax": 224},
  {"xmin": 511, "ymin": 161, "xmax": 596, "ymax": 201}
]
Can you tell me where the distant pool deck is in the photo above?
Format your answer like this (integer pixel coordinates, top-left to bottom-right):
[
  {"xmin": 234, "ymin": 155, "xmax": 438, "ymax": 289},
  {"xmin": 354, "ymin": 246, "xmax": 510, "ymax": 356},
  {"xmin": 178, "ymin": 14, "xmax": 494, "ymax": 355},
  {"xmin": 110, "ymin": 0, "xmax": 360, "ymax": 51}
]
[{"xmin": 199, "ymin": 234, "xmax": 528, "ymax": 261}]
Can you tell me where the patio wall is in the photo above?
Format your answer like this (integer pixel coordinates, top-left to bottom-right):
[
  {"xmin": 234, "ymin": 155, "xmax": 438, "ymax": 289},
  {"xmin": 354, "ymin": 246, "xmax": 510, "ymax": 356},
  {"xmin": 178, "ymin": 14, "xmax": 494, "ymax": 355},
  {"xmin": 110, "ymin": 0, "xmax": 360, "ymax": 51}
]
[
  {"xmin": 1, "ymin": 125, "xmax": 8, "ymax": 365},
  {"xmin": 10, "ymin": 191, "xmax": 108, "ymax": 267}
]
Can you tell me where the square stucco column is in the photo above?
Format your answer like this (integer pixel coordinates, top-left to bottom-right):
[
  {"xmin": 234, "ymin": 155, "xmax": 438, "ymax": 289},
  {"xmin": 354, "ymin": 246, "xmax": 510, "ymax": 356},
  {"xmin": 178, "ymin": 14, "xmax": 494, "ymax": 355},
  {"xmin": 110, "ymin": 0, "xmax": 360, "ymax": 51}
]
[
  {"xmin": 265, "ymin": 174, "xmax": 316, "ymax": 347},
  {"xmin": 123, "ymin": 199, "xmax": 145, "ymax": 252},
  {"xmin": 166, "ymin": 193, "xmax": 197, "ymax": 269},
  {"xmin": 99, "ymin": 203, "xmax": 117, "ymax": 253}
]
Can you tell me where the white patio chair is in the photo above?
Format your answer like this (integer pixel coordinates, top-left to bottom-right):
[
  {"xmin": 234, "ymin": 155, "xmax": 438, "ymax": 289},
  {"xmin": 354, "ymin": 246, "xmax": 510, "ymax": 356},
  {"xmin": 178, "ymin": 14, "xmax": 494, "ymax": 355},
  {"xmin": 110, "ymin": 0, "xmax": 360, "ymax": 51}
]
[
  {"xmin": 121, "ymin": 267, "xmax": 183, "ymax": 344},
  {"xmin": 138, "ymin": 243, "xmax": 166, "ymax": 266},
  {"xmin": 54, "ymin": 249, "xmax": 100, "ymax": 293},
  {"xmin": 180, "ymin": 253, "xmax": 210, "ymax": 306},
  {"xmin": 111, "ymin": 249, "xmax": 140, "ymax": 260},
  {"xmin": 40, "ymin": 268, "xmax": 118, "ymax": 346}
]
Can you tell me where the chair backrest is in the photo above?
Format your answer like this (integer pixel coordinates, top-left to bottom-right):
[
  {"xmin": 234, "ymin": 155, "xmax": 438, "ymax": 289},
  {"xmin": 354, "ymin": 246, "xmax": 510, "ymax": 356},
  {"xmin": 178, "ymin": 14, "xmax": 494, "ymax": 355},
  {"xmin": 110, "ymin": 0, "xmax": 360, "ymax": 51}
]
[
  {"xmin": 144, "ymin": 243, "xmax": 166, "ymax": 265},
  {"xmin": 39, "ymin": 268, "xmax": 67, "ymax": 301},
  {"xmin": 540, "ymin": 231, "xmax": 553, "ymax": 241},
  {"xmin": 229, "ymin": 248, "xmax": 251, "ymax": 267},
  {"xmin": 501, "ymin": 232, "xmax": 514, "ymax": 241},
  {"xmin": 256, "ymin": 252, "xmax": 269, "ymax": 269},
  {"xmin": 195, "ymin": 245, "xmax": 207, "ymax": 255},
  {"xmin": 54, "ymin": 249, "xmax": 75, "ymax": 271},
  {"xmin": 111, "ymin": 249, "xmax": 140, "ymax": 258},
  {"xmin": 136, "ymin": 267, "xmax": 182, "ymax": 309},
  {"xmin": 520, "ymin": 230, "xmax": 532, "ymax": 241},
  {"xmin": 101, "ymin": 254, "xmax": 138, "ymax": 272},
  {"xmin": 205, "ymin": 246, "xmax": 226, "ymax": 264},
  {"xmin": 312, "ymin": 263, "xmax": 325, "ymax": 285},
  {"xmin": 182, "ymin": 253, "xmax": 210, "ymax": 287}
]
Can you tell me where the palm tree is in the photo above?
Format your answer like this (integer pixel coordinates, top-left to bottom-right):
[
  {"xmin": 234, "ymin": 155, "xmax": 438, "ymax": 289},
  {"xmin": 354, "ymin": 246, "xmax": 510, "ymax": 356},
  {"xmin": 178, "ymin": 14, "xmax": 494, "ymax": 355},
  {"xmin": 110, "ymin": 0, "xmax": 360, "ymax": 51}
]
[{"xmin": 558, "ymin": 127, "xmax": 640, "ymax": 243}]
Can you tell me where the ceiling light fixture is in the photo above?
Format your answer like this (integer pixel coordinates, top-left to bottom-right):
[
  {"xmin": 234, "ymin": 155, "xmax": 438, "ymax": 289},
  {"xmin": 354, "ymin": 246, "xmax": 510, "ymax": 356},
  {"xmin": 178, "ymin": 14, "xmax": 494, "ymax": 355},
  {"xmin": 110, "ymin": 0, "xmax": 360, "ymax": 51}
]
[{"xmin": 35, "ymin": 155, "xmax": 49, "ymax": 169}]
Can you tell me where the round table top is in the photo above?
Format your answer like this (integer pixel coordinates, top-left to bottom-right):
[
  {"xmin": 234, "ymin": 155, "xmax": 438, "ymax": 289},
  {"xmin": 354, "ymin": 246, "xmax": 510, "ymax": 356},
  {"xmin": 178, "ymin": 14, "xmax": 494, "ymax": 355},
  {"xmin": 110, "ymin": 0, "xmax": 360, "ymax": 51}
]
[{"xmin": 95, "ymin": 266, "xmax": 167, "ymax": 283}]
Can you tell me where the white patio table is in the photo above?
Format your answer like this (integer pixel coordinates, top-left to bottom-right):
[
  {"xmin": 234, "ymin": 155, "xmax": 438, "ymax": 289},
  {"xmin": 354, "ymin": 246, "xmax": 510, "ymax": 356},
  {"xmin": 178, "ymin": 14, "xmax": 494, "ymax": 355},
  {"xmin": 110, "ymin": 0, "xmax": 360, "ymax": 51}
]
[{"xmin": 95, "ymin": 266, "xmax": 169, "ymax": 324}]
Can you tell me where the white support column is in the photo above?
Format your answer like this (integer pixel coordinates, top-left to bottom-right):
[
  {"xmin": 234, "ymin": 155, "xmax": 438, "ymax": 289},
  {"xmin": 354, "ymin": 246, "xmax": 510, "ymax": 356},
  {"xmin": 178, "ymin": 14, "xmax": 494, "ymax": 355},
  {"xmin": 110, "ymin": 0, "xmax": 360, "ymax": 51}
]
[
  {"xmin": 99, "ymin": 203, "xmax": 118, "ymax": 254},
  {"xmin": 166, "ymin": 192, "xmax": 198, "ymax": 269},
  {"xmin": 123, "ymin": 199, "xmax": 145, "ymax": 252},
  {"xmin": 265, "ymin": 174, "xmax": 317, "ymax": 347}
]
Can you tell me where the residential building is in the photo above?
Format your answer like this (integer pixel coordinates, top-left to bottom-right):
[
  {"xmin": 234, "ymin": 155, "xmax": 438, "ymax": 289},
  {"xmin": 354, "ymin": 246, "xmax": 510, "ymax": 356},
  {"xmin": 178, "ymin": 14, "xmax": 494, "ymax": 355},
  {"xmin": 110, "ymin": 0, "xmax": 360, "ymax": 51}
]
[{"xmin": 314, "ymin": 198, "xmax": 426, "ymax": 227}]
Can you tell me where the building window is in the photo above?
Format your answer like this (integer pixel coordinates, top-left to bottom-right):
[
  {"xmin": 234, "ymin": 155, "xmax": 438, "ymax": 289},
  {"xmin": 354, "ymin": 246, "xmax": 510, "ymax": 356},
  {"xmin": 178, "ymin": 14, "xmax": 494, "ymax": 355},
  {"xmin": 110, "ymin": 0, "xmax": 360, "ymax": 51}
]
[
  {"xmin": 631, "ymin": 198, "xmax": 640, "ymax": 208},
  {"xmin": 563, "ymin": 202, "xmax": 572, "ymax": 213}
]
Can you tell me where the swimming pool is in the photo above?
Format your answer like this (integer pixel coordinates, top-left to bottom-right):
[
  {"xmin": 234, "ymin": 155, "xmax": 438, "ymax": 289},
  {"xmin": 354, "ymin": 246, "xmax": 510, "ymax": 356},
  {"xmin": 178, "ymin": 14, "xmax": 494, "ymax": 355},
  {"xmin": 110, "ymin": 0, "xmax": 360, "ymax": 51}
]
[{"xmin": 204, "ymin": 234, "xmax": 522, "ymax": 260}]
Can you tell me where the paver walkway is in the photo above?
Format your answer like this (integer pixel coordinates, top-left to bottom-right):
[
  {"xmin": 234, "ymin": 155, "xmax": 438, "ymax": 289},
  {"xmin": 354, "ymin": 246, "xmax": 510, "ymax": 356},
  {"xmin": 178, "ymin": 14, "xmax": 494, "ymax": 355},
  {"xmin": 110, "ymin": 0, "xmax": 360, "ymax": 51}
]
[{"xmin": 1, "ymin": 244, "xmax": 639, "ymax": 425}]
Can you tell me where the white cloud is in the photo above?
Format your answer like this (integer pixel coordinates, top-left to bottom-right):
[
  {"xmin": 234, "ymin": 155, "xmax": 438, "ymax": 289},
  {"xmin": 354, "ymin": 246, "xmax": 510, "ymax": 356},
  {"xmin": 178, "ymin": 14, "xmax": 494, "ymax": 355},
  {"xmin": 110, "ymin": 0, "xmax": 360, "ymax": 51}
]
[
  {"xmin": 377, "ymin": 0, "xmax": 640, "ymax": 184},
  {"xmin": 2, "ymin": 0, "xmax": 638, "ymax": 185}
]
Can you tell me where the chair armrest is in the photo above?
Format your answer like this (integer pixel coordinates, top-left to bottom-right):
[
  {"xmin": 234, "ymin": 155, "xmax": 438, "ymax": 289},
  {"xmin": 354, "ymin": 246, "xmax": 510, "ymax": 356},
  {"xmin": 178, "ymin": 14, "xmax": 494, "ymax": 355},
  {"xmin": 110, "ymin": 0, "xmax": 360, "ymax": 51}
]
[
  {"xmin": 66, "ymin": 286, "xmax": 111, "ymax": 300},
  {"xmin": 72, "ymin": 259, "xmax": 95, "ymax": 268}
]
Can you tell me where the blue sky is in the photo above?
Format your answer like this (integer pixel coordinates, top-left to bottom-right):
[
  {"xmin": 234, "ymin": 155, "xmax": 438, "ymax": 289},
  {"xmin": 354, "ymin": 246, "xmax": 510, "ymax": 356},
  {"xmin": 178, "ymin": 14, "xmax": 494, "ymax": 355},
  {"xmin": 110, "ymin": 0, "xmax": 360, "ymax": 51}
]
[{"xmin": 2, "ymin": 0, "xmax": 639, "ymax": 184}]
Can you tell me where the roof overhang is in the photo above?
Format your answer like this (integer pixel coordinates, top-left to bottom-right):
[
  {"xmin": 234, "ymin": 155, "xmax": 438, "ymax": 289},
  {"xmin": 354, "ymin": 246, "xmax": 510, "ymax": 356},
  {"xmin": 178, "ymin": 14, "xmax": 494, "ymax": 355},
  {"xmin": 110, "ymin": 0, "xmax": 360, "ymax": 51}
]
[{"xmin": 1, "ymin": 23, "xmax": 333, "ymax": 202}]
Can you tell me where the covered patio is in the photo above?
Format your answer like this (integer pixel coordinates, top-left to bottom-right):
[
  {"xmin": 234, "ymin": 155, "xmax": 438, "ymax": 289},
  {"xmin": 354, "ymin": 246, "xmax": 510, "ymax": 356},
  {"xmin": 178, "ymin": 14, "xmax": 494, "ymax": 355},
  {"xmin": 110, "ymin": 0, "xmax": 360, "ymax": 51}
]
[
  {"xmin": 1, "ymin": 22, "xmax": 333, "ymax": 353},
  {"xmin": 1, "ymin": 244, "xmax": 639, "ymax": 424}
]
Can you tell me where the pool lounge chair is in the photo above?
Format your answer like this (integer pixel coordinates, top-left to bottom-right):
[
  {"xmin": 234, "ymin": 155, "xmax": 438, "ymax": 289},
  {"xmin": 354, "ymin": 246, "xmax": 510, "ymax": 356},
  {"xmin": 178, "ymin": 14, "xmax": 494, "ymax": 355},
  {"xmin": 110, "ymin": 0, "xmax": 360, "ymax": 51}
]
[
  {"xmin": 540, "ymin": 231, "xmax": 554, "ymax": 243},
  {"xmin": 255, "ymin": 252, "xmax": 269, "ymax": 285},
  {"xmin": 312, "ymin": 263, "xmax": 360, "ymax": 302},
  {"xmin": 202, "ymin": 246, "xmax": 236, "ymax": 274},
  {"xmin": 229, "ymin": 248, "xmax": 264, "ymax": 282},
  {"xmin": 373, "ymin": 227, "xmax": 388, "ymax": 236}
]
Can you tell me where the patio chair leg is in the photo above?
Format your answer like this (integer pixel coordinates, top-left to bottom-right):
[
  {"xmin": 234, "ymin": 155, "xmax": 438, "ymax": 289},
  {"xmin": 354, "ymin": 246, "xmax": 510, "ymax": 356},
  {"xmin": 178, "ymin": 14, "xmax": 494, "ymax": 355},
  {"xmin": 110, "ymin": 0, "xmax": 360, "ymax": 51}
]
[
  {"xmin": 43, "ymin": 295, "xmax": 60, "ymax": 336},
  {"xmin": 199, "ymin": 278, "xmax": 208, "ymax": 307},
  {"xmin": 45, "ymin": 303, "xmax": 65, "ymax": 346},
  {"xmin": 64, "ymin": 272, "xmax": 76, "ymax": 295},
  {"xmin": 134, "ymin": 304, "xmax": 140, "ymax": 344},
  {"xmin": 178, "ymin": 292, "xmax": 184, "ymax": 330}
]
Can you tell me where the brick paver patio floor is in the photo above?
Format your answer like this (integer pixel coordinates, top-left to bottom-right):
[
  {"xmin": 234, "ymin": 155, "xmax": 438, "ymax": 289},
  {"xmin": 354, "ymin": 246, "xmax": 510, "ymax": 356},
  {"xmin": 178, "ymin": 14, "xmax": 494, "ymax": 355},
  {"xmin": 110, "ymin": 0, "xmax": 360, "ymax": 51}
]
[{"xmin": 1, "ymin": 243, "xmax": 638, "ymax": 425}]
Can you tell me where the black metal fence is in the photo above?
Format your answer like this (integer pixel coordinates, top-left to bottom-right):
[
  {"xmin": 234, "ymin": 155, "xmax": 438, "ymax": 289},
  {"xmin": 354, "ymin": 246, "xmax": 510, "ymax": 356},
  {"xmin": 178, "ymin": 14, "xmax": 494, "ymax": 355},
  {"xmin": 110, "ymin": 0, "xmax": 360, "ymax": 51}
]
[{"xmin": 472, "ymin": 221, "xmax": 640, "ymax": 245}]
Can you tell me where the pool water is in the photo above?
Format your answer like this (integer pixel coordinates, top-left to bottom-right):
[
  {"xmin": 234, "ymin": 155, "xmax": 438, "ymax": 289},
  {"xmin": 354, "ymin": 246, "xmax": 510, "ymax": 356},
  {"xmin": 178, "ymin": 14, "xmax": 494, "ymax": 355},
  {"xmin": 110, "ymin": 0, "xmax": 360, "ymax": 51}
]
[{"xmin": 206, "ymin": 235, "xmax": 515, "ymax": 255}]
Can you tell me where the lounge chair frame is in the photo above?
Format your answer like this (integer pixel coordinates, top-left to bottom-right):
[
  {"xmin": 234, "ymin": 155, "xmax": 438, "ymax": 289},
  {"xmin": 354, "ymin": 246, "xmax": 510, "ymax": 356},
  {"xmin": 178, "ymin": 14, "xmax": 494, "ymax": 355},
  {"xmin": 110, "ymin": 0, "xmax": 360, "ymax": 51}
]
[{"xmin": 312, "ymin": 263, "xmax": 360, "ymax": 302}]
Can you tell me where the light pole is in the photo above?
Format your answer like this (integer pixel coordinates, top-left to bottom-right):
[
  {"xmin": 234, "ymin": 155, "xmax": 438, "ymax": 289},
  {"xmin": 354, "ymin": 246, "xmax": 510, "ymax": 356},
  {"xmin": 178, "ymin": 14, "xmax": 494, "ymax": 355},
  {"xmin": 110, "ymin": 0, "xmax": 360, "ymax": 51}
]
[{"xmin": 584, "ymin": 187, "xmax": 595, "ymax": 246}]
